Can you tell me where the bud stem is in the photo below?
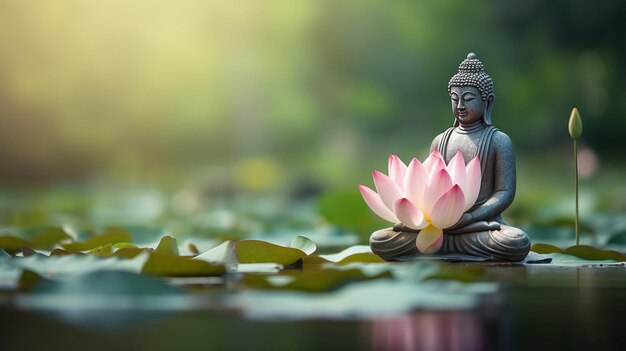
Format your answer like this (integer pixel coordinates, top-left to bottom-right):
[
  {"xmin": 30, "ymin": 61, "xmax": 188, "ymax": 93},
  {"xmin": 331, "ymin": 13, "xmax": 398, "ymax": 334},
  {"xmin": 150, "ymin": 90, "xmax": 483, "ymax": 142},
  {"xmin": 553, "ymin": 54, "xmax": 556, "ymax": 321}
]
[{"xmin": 574, "ymin": 139, "xmax": 579, "ymax": 246}]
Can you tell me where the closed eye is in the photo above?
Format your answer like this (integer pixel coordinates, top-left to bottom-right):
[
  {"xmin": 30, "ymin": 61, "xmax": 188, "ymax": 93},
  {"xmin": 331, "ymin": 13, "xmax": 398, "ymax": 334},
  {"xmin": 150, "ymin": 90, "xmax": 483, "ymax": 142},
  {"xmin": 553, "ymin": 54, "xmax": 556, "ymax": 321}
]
[{"xmin": 462, "ymin": 92, "xmax": 476, "ymax": 101}]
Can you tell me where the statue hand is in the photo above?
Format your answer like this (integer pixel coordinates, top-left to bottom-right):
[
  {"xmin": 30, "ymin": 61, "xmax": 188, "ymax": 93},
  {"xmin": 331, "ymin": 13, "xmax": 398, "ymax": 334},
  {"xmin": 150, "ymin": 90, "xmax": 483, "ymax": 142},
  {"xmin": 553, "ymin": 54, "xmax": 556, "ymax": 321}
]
[{"xmin": 392, "ymin": 223, "xmax": 420, "ymax": 233}]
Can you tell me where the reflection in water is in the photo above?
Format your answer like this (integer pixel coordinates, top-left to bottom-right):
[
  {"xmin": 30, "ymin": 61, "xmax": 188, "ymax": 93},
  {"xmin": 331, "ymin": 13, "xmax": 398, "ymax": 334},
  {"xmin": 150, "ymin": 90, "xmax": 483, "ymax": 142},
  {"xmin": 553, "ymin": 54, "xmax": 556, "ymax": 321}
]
[{"xmin": 369, "ymin": 310, "xmax": 497, "ymax": 351}]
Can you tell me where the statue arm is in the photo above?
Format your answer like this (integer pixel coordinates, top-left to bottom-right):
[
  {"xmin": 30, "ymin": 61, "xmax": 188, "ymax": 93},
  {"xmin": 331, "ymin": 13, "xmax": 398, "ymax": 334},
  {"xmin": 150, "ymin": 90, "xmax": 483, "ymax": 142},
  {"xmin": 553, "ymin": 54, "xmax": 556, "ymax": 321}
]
[
  {"xmin": 446, "ymin": 132, "xmax": 515, "ymax": 233},
  {"xmin": 467, "ymin": 132, "xmax": 516, "ymax": 222}
]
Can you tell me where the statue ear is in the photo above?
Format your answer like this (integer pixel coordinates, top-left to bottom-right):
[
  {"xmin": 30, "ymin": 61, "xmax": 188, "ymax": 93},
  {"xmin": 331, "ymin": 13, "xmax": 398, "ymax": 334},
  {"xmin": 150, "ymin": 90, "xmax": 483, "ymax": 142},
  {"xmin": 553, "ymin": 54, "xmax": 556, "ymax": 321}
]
[{"xmin": 483, "ymin": 93, "xmax": 495, "ymax": 125}]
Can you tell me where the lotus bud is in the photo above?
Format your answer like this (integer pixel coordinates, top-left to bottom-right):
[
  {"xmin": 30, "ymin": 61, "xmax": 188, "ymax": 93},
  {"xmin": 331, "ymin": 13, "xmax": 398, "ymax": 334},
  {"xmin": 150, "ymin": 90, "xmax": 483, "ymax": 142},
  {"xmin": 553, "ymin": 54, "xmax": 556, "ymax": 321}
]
[{"xmin": 568, "ymin": 107, "xmax": 582, "ymax": 139}]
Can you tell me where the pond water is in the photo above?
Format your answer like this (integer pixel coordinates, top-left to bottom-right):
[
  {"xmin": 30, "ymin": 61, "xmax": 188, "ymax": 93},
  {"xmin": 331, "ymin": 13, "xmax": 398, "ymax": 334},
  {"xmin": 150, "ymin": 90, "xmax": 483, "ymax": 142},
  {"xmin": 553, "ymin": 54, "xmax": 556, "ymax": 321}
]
[{"xmin": 1, "ymin": 264, "xmax": 625, "ymax": 351}]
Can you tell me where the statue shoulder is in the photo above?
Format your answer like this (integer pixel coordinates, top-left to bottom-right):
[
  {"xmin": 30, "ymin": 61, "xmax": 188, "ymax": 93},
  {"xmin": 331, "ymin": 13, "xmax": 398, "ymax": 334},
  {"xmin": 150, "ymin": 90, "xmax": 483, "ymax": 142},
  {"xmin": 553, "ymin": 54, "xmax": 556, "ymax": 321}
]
[{"xmin": 491, "ymin": 130, "xmax": 515, "ymax": 157}]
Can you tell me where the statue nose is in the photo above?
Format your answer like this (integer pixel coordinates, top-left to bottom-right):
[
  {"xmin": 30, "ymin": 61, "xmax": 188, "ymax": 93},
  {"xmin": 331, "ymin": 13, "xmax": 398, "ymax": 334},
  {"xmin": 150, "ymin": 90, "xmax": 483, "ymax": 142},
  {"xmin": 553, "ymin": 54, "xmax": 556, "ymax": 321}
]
[{"xmin": 456, "ymin": 100, "xmax": 465, "ymax": 110}]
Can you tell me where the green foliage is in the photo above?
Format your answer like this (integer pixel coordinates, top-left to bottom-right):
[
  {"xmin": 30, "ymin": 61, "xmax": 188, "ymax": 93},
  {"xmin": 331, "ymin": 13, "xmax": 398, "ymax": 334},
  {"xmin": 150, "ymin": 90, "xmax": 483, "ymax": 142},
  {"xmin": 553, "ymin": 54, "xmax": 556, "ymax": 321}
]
[
  {"xmin": 530, "ymin": 243, "xmax": 564, "ymax": 254},
  {"xmin": 194, "ymin": 241, "xmax": 238, "ymax": 265},
  {"xmin": 532, "ymin": 243, "xmax": 626, "ymax": 262},
  {"xmin": 0, "ymin": 235, "xmax": 30, "ymax": 255},
  {"xmin": 62, "ymin": 229, "xmax": 132, "ymax": 251},
  {"xmin": 0, "ymin": 227, "xmax": 73, "ymax": 254},
  {"xmin": 154, "ymin": 235, "xmax": 179, "ymax": 255},
  {"xmin": 290, "ymin": 236, "xmax": 317, "ymax": 255},
  {"xmin": 141, "ymin": 253, "xmax": 225, "ymax": 277},
  {"xmin": 243, "ymin": 268, "xmax": 392, "ymax": 293},
  {"xmin": 30, "ymin": 228, "xmax": 72, "ymax": 250},
  {"xmin": 235, "ymin": 240, "xmax": 310, "ymax": 266}
]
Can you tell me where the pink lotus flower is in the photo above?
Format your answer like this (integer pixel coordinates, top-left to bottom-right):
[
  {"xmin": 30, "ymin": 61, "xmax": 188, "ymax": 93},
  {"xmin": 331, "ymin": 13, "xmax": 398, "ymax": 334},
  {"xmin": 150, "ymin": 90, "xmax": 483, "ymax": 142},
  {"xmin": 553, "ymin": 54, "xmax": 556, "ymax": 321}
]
[{"xmin": 359, "ymin": 150, "xmax": 481, "ymax": 253}]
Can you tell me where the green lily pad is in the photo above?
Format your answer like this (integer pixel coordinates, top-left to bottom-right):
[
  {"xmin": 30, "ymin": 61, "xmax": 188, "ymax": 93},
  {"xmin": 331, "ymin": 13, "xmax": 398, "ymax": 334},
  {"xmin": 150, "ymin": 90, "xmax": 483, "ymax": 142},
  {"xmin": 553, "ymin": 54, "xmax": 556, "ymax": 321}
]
[
  {"xmin": 235, "ymin": 239, "xmax": 310, "ymax": 266},
  {"xmin": 290, "ymin": 236, "xmax": 316, "ymax": 255},
  {"xmin": 2, "ymin": 252, "xmax": 149, "ymax": 285},
  {"xmin": 154, "ymin": 235, "xmax": 179, "ymax": 255},
  {"xmin": 113, "ymin": 248, "xmax": 151, "ymax": 258},
  {"xmin": 142, "ymin": 253, "xmax": 225, "ymax": 277},
  {"xmin": 532, "ymin": 243, "xmax": 626, "ymax": 262},
  {"xmin": 88, "ymin": 244, "xmax": 114, "ymax": 256},
  {"xmin": 62, "ymin": 229, "xmax": 132, "ymax": 251},
  {"xmin": 243, "ymin": 268, "xmax": 391, "ymax": 292},
  {"xmin": 0, "ymin": 236, "xmax": 30, "ymax": 255},
  {"xmin": 530, "ymin": 243, "xmax": 563, "ymax": 254},
  {"xmin": 194, "ymin": 240, "xmax": 238, "ymax": 265},
  {"xmin": 561, "ymin": 245, "xmax": 626, "ymax": 261},
  {"xmin": 30, "ymin": 227, "xmax": 72, "ymax": 250},
  {"xmin": 113, "ymin": 242, "xmax": 138, "ymax": 249},
  {"xmin": 309, "ymin": 245, "xmax": 385, "ymax": 264},
  {"xmin": 50, "ymin": 248, "xmax": 84, "ymax": 256}
]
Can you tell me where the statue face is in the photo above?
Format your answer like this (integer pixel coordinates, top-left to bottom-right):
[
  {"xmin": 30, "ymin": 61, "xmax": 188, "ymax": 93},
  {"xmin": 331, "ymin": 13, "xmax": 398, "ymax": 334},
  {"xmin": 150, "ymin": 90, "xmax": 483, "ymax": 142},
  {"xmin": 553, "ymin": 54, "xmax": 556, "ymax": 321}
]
[{"xmin": 450, "ymin": 86, "xmax": 485, "ymax": 125}]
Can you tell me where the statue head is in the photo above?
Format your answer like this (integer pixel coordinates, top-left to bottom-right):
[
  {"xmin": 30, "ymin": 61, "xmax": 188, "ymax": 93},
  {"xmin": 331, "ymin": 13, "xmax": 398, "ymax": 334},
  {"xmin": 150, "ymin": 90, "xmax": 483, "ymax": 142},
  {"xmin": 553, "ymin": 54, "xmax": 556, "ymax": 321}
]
[{"xmin": 448, "ymin": 53, "xmax": 495, "ymax": 126}]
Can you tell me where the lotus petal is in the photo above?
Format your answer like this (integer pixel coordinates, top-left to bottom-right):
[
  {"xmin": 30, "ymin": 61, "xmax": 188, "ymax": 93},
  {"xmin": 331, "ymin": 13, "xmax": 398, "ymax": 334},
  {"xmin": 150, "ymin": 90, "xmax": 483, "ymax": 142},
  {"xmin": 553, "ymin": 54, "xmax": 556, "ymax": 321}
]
[
  {"xmin": 388, "ymin": 155, "xmax": 408, "ymax": 189},
  {"xmin": 393, "ymin": 198, "xmax": 427, "ymax": 230},
  {"xmin": 430, "ymin": 185, "xmax": 465, "ymax": 229},
  {"xmin": 448, "ymin": 149, "xmax": 467, "ymax": 193},
  {"xmin": 359, "ymin": 185, "xmax": 398, "ymax": 223},
  {"xmin": 373, "ymin": 170, "xmax": 404, "ymax": 211},
  {"xmin": 404, "ymin": 158, "xmax": 428, "ymax": 209},
  {"xmin": 422, "ymin": 168, "xmax": 453, "ymax": 217},
  {"xmin": 464, "ymin": 156, "xmax": 481, "ymax": 211},
  {"xmin": 416, "ymin": 225, "xmax": 444, "ymax": 253},
  {"xmin": 423, "ymin": 149, "xmax": 444, "ymax": 173}
]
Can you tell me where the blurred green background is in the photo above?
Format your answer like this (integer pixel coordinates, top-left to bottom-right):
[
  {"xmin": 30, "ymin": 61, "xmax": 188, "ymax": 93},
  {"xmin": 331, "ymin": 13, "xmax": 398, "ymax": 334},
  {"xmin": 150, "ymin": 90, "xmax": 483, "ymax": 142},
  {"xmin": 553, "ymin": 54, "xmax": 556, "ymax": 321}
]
[{"xmin": 1, "ymin": 0, "xmax": 625, "ymax": 243}]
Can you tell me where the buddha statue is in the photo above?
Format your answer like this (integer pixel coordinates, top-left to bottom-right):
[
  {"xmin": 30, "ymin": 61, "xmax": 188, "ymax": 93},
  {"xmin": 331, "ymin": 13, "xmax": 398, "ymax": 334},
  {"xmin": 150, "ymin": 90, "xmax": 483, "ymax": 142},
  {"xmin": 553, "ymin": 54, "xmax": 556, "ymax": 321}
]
[{"xmin": 370, "ymin": 53, "xmax": 530, "ymax": 262}]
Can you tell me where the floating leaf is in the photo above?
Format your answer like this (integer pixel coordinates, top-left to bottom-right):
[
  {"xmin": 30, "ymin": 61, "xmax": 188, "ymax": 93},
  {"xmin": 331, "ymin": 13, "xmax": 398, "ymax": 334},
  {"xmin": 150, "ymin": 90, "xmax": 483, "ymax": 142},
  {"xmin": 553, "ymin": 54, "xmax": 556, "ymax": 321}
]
[
  {"xmin": 50, "ymin": 248, "xmax": 84, "ymax": 256},
  {"xmin": 290, "ymin": 236, "xmax": 316, "ymax": 255},
  {"xmin": 194, "ymin": 241, "xmax": 238, "ymax": 265},
  {"xmin": 301, "ymin": 256, "xmax": 329, "ymax": 264},
  {"xmin": 63, "ymin": 229, "xmax": 132, "ymax": 252},
  {"xmin": 243, "ymin": 268, "xmax": 391, "ymax": 292},
  {"xmin": 113, "ymin": 242, "xmax": 138, "ymax": 249},
  {"xmin": 154, "ymin": 235, "xmax": 179, "ymax": 255},
  {"xmin": 532, "ymin": 243, "xmax": 626, "ymax": 262},
  {"xmin": 2, "ymin": 253, "xmax": 150, "ymax": 286},
  {"xmin": 530, "ymin": 243, "xmax": 563, "ymax": 254},
  {"xmin": 235, "ymin": 240, "xmax": 309, "ymax": 266},
  {"xmin": 302, "ymin": 245, "xmax": 385, "ymax": 265},
  {"xmin": 561, "ymin": 245, "xmax": 626, "ymax": 262},
  {"xmin": 88, "ymin": 244, "xmax": 114, "ymax": 256},
  {"xmin": 30, "ymin": 227, "xmax": 72, "ymax": 250},
  {"xmin": 113, "ymin": 248, "xmax": 151, "ymax": 259},
  {"xmin": 142, "ymin": 253, "xmax": 225, "ymax": 276},
  {"xmin": 236, "ymin": 279, "xmax": 498, "ymax": 319},
  {"xmin": 336, "ymin": 253, "xmax": 384, "ymax": 264},
  {"xmin": 0, "ymin": 236, "xmax": 30, "ymax": 255}
]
